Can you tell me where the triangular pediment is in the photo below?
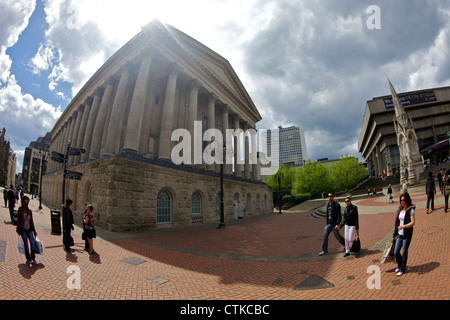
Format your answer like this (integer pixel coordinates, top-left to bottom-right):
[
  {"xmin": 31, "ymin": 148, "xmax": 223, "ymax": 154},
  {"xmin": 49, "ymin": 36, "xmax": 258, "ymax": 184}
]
[{"xmin": 146, "ymin": 20, "xmax": 261, "ymax": 122}]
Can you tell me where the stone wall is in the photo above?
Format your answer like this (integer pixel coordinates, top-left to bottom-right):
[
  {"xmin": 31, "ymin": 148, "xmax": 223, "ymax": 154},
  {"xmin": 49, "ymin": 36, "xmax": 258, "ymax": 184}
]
[{"xmin": 42, "ymin": 153, "xmax": 273, "ymax": 232}]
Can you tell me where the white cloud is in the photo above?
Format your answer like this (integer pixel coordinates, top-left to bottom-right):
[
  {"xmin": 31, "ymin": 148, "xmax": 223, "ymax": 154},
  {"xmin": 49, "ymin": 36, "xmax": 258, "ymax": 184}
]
[
  {"xmin": 28, "ymin": 44, "xmax": 55, "ymax": 74},
  {"xmin": 0, "ymin": 46, "xmax": 12, "ymax": 84},
  {"xmin": 0, "ymin": 0, "xmax": 61, "ymax": 173}
]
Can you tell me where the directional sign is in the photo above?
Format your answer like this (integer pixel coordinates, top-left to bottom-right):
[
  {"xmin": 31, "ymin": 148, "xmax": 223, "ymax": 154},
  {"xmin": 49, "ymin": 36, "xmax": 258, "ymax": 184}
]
[
  {"xmin": 51, "ymin": 155, "xmax": 67, "ymax": 164},
  {"xmin": 64, "ymin": 170, "xmax": 83, "ymax": 180},
  {"xmin": 67, "ymin": 147, "xmax": 86, "ymax": 153},
  {"xmin": 67, "ymin": 149, "xmax": 81, "ymax": 156},
  {"xmin": 52, "ymin": 151, "xmax": 67, "ymax": 159}
]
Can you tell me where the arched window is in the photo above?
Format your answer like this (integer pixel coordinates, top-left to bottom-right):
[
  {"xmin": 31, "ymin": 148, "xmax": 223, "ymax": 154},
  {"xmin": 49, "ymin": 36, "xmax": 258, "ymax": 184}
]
[
  {"xmin": 157, "ymin": 190, "xmax": 171, "ymax": 224},
  {"xmin": 191, "ymin": 192, "xmax": 201, "ymax": 215}
]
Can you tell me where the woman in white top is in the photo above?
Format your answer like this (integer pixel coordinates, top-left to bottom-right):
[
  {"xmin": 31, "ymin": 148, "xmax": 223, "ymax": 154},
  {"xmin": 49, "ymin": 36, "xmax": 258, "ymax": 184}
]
[{"xmin": 393, "ymin": 192, "xmax": 415, "ymax": 276}]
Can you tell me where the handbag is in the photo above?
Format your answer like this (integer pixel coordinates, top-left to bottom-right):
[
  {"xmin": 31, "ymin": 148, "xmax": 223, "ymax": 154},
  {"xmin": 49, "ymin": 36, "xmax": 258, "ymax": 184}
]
[
  {"xmin": 36, "ymin": 237, "xmax": 44, "ymax": 254},
  {"xmin": 350, "ymin": 230, "xmax": 361, "ymax": 252},
  {"xmin": 33, "ymin": 236, "xmax": 40, "ymax": 254},
  {"xmin": 381, "ymin": 241, "xmax": 394, "ymax": 264}
]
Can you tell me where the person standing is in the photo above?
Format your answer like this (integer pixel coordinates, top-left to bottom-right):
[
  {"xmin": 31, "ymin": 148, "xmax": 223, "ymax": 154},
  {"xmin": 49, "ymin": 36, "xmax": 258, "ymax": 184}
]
[
  {"xmin": 339, "ymin": 197, "xmax": 359, "ymax": 257},
  {"xmin": 83, "ymin": 204, "xmax": 96, "ymax": 254},
  {"xmin": 62, "ymin": 199, "xmax": 74, "ymax": 252},
  {"xmin": 387, "ymin": 184, "xmax": 393, "ymax": 203},
  {"xmin": 319, "ymin": 192, "xmax": 344, "ymax": 256},
  {"xmin": 444, "ymin": 170, "xmax": 449, "ymax": 213},
  {"xmin": 7, "ymin": 185, "xmax": 16, "ymax": 224},
  {"xmin": 425, "ymin": 171, "xmax": 436, "ymax": 214},
  {"xmin": 16, "ymin": 196, "xmax": 38, "ymax": 264},
  {"xmin": 393, "ymin": 192, "xmax": 415, "ymax": 276}
]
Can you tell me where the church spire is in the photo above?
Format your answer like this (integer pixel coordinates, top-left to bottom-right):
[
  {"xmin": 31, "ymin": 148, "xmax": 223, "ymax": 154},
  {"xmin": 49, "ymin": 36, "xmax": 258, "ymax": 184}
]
[{"xmin": 386, "ymin": 76, "xmax": 423, "ymax": 185}]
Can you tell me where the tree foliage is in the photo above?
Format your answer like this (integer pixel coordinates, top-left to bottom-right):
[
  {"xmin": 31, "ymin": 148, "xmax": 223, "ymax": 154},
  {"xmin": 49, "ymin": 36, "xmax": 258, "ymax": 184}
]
[
  {"xmin": 264, "ymin": 166, "xmax": 296, "ymax": 194},
  {"xmin": 329, "ymin": 155, "xmax": 367, "ymax": 192},
  {"xmin": 265, "ymin": 155, "xmax": 367, "ymax": 199},
  {"xmin": 292, "ymin": 160, "xmax": 331, "ymax": 198}
]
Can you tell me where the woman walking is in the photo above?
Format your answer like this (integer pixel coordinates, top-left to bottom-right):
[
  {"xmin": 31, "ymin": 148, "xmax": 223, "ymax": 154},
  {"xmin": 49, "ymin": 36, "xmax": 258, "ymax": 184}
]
[
  {"xmin": 16, "ymin": 196, "xmax": 38, "ymax": 264},
  {"xmin": 393, "ymin": 192, "xmax": 415, "ymax": 276},
  {"xmin": 339, "ymin": 197, "xmax": 359, "ymax": 257},
  {"xmin": 83, "ymin": 203, "xmax": 96, "ymax": 254}
]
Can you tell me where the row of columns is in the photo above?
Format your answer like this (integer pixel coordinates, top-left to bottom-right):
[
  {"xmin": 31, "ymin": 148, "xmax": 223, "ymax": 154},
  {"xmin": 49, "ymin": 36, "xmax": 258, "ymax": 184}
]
[{"xmin": 48, "ymin": 47, "xmax": 260, "ymax": 180}]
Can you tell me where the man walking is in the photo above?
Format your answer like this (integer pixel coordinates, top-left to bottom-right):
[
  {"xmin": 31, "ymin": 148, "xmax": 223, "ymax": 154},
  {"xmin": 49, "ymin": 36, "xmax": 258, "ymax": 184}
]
[
  {"xmin": 425, "ymin": 171, "xmax": 436, "ymax": 214},
  {"xmin": 7, "ymin": 185, "xmax": 17, "ymax": 224},
  {"xmin": 319, "ymin": 192, "xmax": 345, "ymax": 255}
]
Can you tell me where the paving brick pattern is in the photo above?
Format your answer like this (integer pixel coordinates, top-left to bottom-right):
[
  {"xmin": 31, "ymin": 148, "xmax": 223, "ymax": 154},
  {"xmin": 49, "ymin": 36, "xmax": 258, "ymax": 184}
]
[{"xmin": 0, "ymin": 186, "xmax": 448, "ymax": 300}]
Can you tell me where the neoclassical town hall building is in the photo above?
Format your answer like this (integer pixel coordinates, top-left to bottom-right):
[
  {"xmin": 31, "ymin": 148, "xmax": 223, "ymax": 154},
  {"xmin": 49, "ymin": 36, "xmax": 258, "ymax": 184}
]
[{"xmin": 42, "ymin": 20, "xmax": 272, "ymax": 231}]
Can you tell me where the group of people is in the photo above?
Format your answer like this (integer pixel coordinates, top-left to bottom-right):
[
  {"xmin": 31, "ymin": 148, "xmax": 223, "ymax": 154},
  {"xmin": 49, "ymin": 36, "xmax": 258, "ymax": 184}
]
[
  {"xmin": 62, "ymin": 199, "xmax": 96, "ymax": 254},
  {"xmin": 318, "ymin": 192, "xmax": 359, "ymax": 258},
  {"xmin": 426, "ymin": 168, "xmax": 450, "ymax": 213},
  {"xmin": 3, "ymin": 185, "xmax": 22, "ymax": 224},
  {"xmin": 319, "ymin": 190, "xmax": 416, "ymax": 277},
  {"xmin": 11, "ymin": 192, "xmax": 97, "ymax": 264}
]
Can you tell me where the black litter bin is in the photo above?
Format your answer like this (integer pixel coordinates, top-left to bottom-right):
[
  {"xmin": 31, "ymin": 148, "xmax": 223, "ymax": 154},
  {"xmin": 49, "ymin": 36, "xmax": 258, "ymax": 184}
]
[{"xmin": 50, "ymin": 209, "xmax": 61, "ymax": 234}]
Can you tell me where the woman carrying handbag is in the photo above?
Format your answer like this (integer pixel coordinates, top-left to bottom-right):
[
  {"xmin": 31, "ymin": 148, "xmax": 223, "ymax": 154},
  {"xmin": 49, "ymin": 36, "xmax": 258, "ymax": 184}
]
[
  {"xmin": 16, "ymin": 196, "xmax": 38, "ymax": 264},
  {"xmin": 393, "ymin": 192, "xmax": 415, "ymax": 276},
  {"xmin": 339, "ymin": 197, "xmax": 359, "ymax": 257},
  {"xmin": 83, "ymin": 203, "xmax": 96, "ymax": 254}
]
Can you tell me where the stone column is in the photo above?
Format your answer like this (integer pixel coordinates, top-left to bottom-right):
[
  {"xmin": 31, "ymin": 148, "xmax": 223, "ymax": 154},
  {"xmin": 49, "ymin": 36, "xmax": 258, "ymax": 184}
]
[
  {"xmin": 60, "ymin": 121, "xmax": 70, "ymax": 168},
  {"xmin": 243, "ymin": 122, "xmax": 251, "ymax": 179},
  {"xmin": 207, "ymin": 93, "xmax": 216, "ymax": 171},
  {"xmin": 66, "ymin": 113, "xmax": 78, "ymax": 162},
  {"xmin": 123, "ymin": 51, "xmax": 155, "ymax": 153},
  {"xmin": 104, "ymin": 63, "xmax": 132, "ymax": 156},
  {"xmin": 74, "ymin": 98, "xmax": 92, "ymax": 164},
  {"xmin": 250, "ymin": 126, "xmax": 258, "ymax": 180},
  {"xmin": 87, "ymin": 77, "xmax": 114, "ymax": 160},
  {"xmin": 158, "ymin": 63, "xmax": 180, "ymax": 160},
  {"xmin": 233, "ymin": 114, "xmax": 242, "ymax": 177},
  {"xmin": 189, "ymin": 79, "xmax": 201, "ymax": 165},
  {"xmin": 81, "ymin": 87, "xmax": 103, "ymax": 162},
  {"xmin": 222, "ymin": 105, "xmax": 232, "ymax": 175},
  {"xmin": 68, "ymin": 106, "xmax": 83, "ymax": 166},
  {"xmin": 60, "ymin": 124, "xmax": 68, "ymax": 155}
]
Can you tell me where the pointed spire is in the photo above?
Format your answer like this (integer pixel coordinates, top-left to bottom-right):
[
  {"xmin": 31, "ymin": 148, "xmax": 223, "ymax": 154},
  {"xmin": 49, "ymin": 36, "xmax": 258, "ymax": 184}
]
[
  {"xmin": 386, "ymin": 76, "xmax": 408, "ymax": 129},
  {"xmin": 386, "ymin": 75, "xmax": 403, "ymax": 119}
]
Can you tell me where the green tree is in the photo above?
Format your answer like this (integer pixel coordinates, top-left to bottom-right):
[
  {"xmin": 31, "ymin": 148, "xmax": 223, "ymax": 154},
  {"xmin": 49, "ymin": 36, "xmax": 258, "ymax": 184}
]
[
  {"xmin": 292, "ymin": 160, "xmax": 331, "ymax": 198},
  {"xmin": 264, "ymin": 166, "xmax": 296, "ymax": 195},
  {"xmin": 329, "ymin": 155, "xmax": 367, "ymax": 192}
]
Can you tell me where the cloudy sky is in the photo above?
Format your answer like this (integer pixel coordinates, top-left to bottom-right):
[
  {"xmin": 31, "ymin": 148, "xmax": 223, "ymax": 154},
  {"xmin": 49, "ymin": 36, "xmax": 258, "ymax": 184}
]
[{"xmin": 1, "ymin": 0, "xmax": 450, "ymax": 174}]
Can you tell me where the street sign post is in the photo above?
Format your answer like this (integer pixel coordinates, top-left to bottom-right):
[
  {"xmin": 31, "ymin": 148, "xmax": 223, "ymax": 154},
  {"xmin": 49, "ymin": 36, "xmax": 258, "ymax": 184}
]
[
  {"xmin": 49, "ymin": 141, "xmax": 85, "ymax": 206},
  {"xmin": 64, "ymin": 170, "xmax": 83, "ymax": 180}
]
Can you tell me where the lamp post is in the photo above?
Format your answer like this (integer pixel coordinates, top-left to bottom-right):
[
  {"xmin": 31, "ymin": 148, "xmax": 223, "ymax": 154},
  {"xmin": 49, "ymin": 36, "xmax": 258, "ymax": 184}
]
[
  {"xmin": 274, "ymin": 171, "xmax": 284, "ymax": 214},
  {"xmin": 218, "ymin": 140, "xmax": 231, "ymax": 229}
]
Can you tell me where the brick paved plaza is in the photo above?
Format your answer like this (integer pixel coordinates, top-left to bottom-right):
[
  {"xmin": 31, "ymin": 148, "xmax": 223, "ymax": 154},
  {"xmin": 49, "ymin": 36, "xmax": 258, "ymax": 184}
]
[{"xmin": 1, "ymin": 185, "xmax": 448, "ymax": 310}]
